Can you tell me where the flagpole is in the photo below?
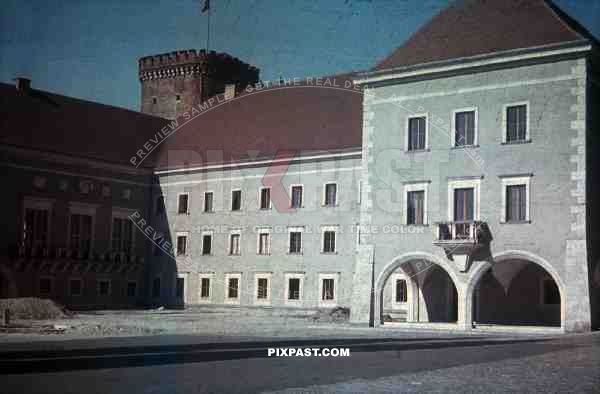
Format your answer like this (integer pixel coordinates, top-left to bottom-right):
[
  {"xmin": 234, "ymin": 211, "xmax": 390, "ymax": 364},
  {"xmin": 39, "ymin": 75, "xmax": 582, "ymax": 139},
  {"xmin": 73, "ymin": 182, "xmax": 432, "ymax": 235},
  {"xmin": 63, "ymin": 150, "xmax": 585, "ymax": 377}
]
[{"xmin": 206, "ymin": 2, "xmax": 211, "ymax": 51}]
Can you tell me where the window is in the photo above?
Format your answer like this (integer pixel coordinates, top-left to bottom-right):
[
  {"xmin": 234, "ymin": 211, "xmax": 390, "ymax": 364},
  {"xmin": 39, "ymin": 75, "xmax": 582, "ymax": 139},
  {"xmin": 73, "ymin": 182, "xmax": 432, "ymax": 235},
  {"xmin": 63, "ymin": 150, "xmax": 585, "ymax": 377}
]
[
  {"xmin": 396, "ymin": 279, "xmax": 407, "ymax": 303},
  {"xmin": 324, "ymin": 183, "xmax": 337, "ymax": 206},
  {"xmin": 231, "ymin": 190, "xmax": 242, "ymax": 211},
  {"xmin": 501, "ymin": 176, "xmax": 531, "ymax": 223},
  {"xmin": 227, "ymin": 278, "xmax": 239, "ymax": 299},
  {"xmin": 176, "ymin": 235, "xmax": 187, "ymax": 256},
  {"xmin": 542, "ymin": 278, "xmax": 560, "ymax": 305},
  {"xmin": 177, "ymin": 194, "xmax": 189, "ymax": 214},
  {"xmin": 176, "ymin": 277, "xmax": 185, "ymax": 299},
  {"xmin": 322, "ymin": 279, "xmax": 334, "ymax": 301},
  {"xmin": 505, "ymin": 103, "xmax": 528, "ymax": 143},
  {"xmin": 506, "ymin": 184, "xmax": 526, "ymax": 222},
  {"xmin": 111, "ymin": 217, "xmax": 133, "ymax": 253},
  {"xmin": 23, "ymin": 208, "xmax": 49, "ymax": 249},
  {"xmin": 127, "ymin": 281, "xmax": 137, "ymax": 297},
  {"xmin": 322, "ymin": 230, "xmax": 336, "ymax": 253},
  {"xmin": 97, "ymin": 280, "xmax": 110, "ymax": 296},
  {"xmin": 454, "ymin": 109, "xmax": 476, "ymax": 146},
  {"xmin": 257, "ymin": 230, "xmax": 271, "ymax": 255},
  {"xmin": 69, "ymin": 279, "xmax": 83, "ymax": 296},
  {"xmin": 152, "ymin": 97, "xmax": 157, "ymax": 105},
  {"xmin": 260, "ymin": 188, "xmax": 271, "ymax": 209},
  {"xmin": 69, "ymin": 214, "xmax": 92, "ymax": 254},
  {"xmin": 407, "ymin": 116, "xmax": 427, "ymax": 151},
  {"xmin": 152, "ymin": 277, "xmax": 161, "ymax": 298},
  {"xmin": 204, "ymin": 192, "xmax": 214, "ymax": 213},
  {"xmin": 229, "ymin": 233, "xmax": 241, "ymax": 255},
  {"xmin": 289, "ymin": 279, "xmax": 300, "ymax": 300},
  {"xmin": 406, "ymin": 190, "xmax": 425, "ymax": 225},
  {"xmin": 289, "ymin": 232, "xmax": 302, "ymax": 254},
  {"xmin": 39, "ymin": 278, "xmax": 52, "ymax": 295},
  {"xmin": 175, "ymin": 94, "xmax": 181, "ymax": 102},
  {"xmin": 319, "ymin": 273, "xmax": 338, "ymax": 306},
  {"xmin": 291, "ymin": 185, "xmax": 303, "ymax": 208},
  {"xmin": 200, "ymin": 277, "xmax": 211, "ymax": 299},
  {"xmin": 202, "ymin": 234, "xmax": 212, "ymax": 255},
  {"xmin": 448, "ymin": 178, "xmax": 481, "ymax": 223},
  {"xmin": 255, "ymin": 274, "xmax": 271, "ymax": 304}
]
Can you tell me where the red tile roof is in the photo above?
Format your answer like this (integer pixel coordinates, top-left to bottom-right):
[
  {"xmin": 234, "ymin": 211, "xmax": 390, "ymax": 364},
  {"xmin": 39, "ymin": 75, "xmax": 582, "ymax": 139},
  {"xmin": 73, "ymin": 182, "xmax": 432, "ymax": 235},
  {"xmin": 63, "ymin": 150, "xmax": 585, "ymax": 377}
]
[
  {"xmin": 0, "ymin": 82, "xmax": 166, "ymax": 168},
  {"xmin": 375, "ymin": 0, "xmax": 590, "ymax": 71},
  {"xmin": 152, "ymin": 74, "xmax": 363, "ymax": 170}
]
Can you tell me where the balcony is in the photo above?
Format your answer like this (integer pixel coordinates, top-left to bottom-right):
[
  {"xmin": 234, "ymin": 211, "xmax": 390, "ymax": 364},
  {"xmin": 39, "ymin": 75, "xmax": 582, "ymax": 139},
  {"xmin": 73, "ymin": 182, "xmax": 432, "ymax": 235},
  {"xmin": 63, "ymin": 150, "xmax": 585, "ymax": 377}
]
[{"xmin": 433, "ymin": 221, "xmax": 492, "ymax": 272}]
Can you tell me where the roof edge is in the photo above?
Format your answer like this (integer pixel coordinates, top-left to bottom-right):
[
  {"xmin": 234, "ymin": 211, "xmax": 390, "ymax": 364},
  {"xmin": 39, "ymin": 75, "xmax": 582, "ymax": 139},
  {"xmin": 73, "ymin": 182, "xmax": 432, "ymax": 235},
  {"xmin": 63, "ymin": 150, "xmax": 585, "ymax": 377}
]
[{"xmin": 354, "ymin": 40, "xmax": 591, "ymax": 85}]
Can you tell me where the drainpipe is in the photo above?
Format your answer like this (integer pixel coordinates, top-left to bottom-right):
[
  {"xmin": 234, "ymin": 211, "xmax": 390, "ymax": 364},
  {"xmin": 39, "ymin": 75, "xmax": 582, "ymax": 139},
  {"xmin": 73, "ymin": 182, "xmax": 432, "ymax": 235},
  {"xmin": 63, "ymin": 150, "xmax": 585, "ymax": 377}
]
[{"xmin": 368, "ymin": 248, "xmax": 375, "ymax": 327}]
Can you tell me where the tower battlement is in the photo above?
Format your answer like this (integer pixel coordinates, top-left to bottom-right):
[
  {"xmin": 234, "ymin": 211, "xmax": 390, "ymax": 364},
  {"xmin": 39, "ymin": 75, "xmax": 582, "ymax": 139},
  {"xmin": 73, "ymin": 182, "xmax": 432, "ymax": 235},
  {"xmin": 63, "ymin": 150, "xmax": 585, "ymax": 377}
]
[{"xmin": 138, "ymin": 49, "xmax": 260, "ymax": 119}]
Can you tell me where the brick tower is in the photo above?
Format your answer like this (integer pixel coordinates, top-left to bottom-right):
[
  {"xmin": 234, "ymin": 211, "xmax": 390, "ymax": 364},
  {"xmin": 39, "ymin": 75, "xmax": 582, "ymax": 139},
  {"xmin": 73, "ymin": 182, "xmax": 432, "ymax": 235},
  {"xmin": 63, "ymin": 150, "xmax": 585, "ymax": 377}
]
[{"xmin": 138, "ymin": 50, "xmax": 260, "ymax": 119}]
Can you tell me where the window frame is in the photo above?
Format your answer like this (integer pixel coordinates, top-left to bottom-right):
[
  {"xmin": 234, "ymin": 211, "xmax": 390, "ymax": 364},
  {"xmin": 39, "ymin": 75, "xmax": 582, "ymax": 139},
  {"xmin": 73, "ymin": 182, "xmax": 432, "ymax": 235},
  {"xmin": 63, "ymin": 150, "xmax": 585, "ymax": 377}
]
[
  {"xmin": 201, "ymin": 231, "xmax": 213, "ymax": 256},
  {"xmin": 175, "ymin": 231, "xmax": 189, "ymax": 256},
  {"xmin": 259, "ymin": 187, "xmax": 272, "ymax": 210},
  {"xmin": 256, "ymin": 227, "xmax": 272, "ymax": 255},
  {"xmin": 323, "ymin": 182, "xmax": 338, "ymax": 207},
  {"xmin": 284, "ymin": 273, "xmax": 305, "ymax": 305},
  {"xmin": 177, "ymin": 192, "xmax": 190, "ymax": 215},
  {"xmin": 287, "ymin": 226, "xmax": 304, "ymax": 255},
  {"xmin": 110, "ymin": 207, "xmax": 136, "ymax": 254},
  {"xmin": 22, "ymin": 197, "xmax": 53, "ymax": 249},
  {"xmin": 224, "ymin": 272, "xmax": 242, "ymax": 304},
  {"xmin": 198, "ymin": 273, "xmax": 214, "ymax": 303},
  {"xmin": 321, "ymin": 225, "xmax": 338, "ymax": 254},
  {"xmin": 228, "ymin": 231, "xmax": 242, "ymax": 256},
  {"xmin": 502, "ymin": 101, "xmax": 530, "ymax": 144},
  {"xmin": 318, "ymin": 273, "xmax": 339, "ymax": 307},
  {"xmin": 67, "ymin": 202, "xmax": 97, "ymax": 253},
  {"xmin": 402, "ymin": 182, "xmax": 429, "ymax": 225},
  {"xmin": 447, "ymin": 178, "xmax": 481, "ymax": 222},
  {"xmin": 289, "ymin": 184, "xmax": 304, "ymax": 209},
  {"xmin": 254, "ymin": 272, "xmax": 272, "ymax": 305},
  {"xmin": 175, "ymin": 272, "xmax": 187, "ymax": 301},
  {"xmin": 231, "ymin": 189, "xmax": 242, "ymax": 211},
  {"xmin": 500, "ymin": 175, "xmax": 532, "ymax": 223},
  {"xmin": 405, "ymin": 113, "xmax": 429, "ymax": 152},
  {"xmin": 451, "ymin": 107, "xmax": 478, "ymax": 147}
]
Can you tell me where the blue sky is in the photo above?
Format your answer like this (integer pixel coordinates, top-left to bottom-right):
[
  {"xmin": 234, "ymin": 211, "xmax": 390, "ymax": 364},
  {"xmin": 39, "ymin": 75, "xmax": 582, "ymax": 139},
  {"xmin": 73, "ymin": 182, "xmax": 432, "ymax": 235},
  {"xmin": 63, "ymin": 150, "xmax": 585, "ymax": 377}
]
[{"xmin": 1, "ymin": 0, "xmax": 598, "ymax": 111}]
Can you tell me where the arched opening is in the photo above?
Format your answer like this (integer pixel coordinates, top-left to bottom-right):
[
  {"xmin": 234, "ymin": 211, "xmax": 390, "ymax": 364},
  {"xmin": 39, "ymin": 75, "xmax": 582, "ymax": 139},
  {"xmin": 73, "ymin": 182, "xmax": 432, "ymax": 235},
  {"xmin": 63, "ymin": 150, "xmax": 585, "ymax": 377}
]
[
  {"xmin": 380, "ymin": 258, "xmax": 458, "ymax": 324},
  {"xmin": 472, "ymin": 258, "xmax": 562, "ymax": 327}
]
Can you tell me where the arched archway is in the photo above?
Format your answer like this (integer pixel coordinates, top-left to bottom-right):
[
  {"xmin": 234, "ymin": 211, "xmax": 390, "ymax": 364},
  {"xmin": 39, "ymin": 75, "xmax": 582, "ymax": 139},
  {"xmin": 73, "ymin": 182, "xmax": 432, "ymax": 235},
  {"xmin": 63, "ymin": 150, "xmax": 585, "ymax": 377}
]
[
  {"xmin": 376, "ymin": 252, "xmax": 462, "ymax": 324},
  {"xmin": 466, "ymin": 251, "xmax": 565, "ymax": 328}
]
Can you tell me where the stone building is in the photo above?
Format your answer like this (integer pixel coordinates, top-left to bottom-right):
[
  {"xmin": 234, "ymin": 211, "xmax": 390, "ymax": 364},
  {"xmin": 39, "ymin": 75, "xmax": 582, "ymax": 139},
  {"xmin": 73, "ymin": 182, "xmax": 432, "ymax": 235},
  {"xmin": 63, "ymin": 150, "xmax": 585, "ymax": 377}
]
[{"xmin": 350, "ymin": 0, "xmax": 599, "ymax": 332}]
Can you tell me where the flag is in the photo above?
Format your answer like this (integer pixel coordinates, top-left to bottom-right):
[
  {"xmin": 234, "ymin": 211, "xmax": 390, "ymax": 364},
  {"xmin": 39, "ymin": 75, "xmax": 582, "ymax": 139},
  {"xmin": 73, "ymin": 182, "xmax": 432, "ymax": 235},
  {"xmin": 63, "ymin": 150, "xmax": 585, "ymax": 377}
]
[{"xmin": 201, "ymin": 0, "xmax": 210, "ymax": 13}]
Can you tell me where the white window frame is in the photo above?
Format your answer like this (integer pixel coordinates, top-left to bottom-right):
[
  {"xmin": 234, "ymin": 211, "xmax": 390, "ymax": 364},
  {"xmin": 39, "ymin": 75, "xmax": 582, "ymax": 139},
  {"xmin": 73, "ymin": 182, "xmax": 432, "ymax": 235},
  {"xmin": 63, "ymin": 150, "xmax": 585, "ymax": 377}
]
[
  {"xmin": 110, "ymin": 207, "xmax": 136, "ymax": 254},
  {"xmin": 321, "ymin": 225, "xmax": 339, "ymax": 254},
  {"xmin": 289, "ymin": 184, "xmax": 304, "ymax": 208},
  {"xmin": 97, "ymin": 278, "xmax": 111, "ymax": 297},
  {"xmin": 284, "ymin": 273, "xmax": 305, "ymax": 306},
  {"xmin": 405, "ymin": 112, "xmax": 429, "ymax": 151},
  {"xmin": 198, "ymin": 273, "xmax": 214, "ymax": 303},
  {"xmin": 447, "ymin": 178, "xmax": 481, "ymax": 221},
  {"xmin": 203, "ymin": 191, "xmax": 214, "ymax": 213},
  {"xmin": 68, "ymin": 277, "xmax": 83, "ymax": 297},
  {"xmin": 287, "ymin": 226, "xmax": 304, "ymax": 255},
  {"xmin": 318, "ymin": 273, "xmax": 339, "ymax": 307},
  {"xmin": 258, "ymin": 186, "xmax": 272, "ymax": 210},
  {"xmin": 256, "ymin": 227, "xmax": 272, "ymax": 255},
  {"xmin": 38, "ymin": 276, "xmax": 53, "ymax": 295},
  {"xmin": 323, "ymin": 182, "xmax": 338, "ymax": 207},
  {"xmin": 502, "ymin": 101, "xmax": 530, "ymax": 143},
  {"xmin": 175, "ymin": 231, "xmax": 189, "ymax": 256},
  {"xmin": 254, "ymin": 272, "xmax": 272, "ymax": 305},
  {"xmin": 402, "ymin": 182, "xmax": 429, "ymax": 225},
  {"xmin": 177, "ymin": 192, "xmax": 190, "ymax": 215},
  {"xmin": 500, "ymin": 175, "xmax": 532, "ymax": 223},
  {"xmin": 224, "ymin": 272, "xmax": 242, "ymax": 304},
  {"xmin": 451, "ymin": 107, "xmax": 479, "ymax": 147},
  {"xmin": 228, "ymin": 230, "xmax": 242, "ymax": 256},
  {"xmin": 22, "ymin": 197, "xmax": 53, "ymax": 248},
  {"xmin": 67, "ymin": 202, "xmax": 97, "ymax": 251},
  {"xmin": 231, "ymin": 188, "xmax": 242, "ymax": 211}
]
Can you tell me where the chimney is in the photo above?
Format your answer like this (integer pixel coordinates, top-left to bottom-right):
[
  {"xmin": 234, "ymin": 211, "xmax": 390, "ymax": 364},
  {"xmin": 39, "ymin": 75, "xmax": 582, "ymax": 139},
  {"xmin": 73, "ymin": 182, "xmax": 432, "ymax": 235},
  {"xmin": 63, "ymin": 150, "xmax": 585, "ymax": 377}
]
[
  {"xmin": 224, "ymin": 83, "xmax": 236, "ymax": 100},
  {"xmin": 15, "ymin": 77, "xmax": 31, "ymax": 92}
]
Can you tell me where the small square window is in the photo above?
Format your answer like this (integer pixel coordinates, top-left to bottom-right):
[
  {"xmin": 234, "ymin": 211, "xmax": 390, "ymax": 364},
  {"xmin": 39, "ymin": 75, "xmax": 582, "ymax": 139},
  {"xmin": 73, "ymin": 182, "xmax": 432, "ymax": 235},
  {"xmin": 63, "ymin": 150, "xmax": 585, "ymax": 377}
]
[
  {"xmin": 152, "ymin": 97, "xmax": 157, "ymax": 105},
  {"xmin": 175, "ymin": 94, "xmax": 181, "ymax": 102}
]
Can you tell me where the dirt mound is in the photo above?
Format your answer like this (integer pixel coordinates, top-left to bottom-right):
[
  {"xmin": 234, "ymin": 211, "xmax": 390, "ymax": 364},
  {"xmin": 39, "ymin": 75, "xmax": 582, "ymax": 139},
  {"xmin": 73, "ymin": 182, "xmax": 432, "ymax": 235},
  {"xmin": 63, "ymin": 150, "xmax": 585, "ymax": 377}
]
[{"xmin": 0, "ymin": 298, "xmax": 70, "ymax": 320}]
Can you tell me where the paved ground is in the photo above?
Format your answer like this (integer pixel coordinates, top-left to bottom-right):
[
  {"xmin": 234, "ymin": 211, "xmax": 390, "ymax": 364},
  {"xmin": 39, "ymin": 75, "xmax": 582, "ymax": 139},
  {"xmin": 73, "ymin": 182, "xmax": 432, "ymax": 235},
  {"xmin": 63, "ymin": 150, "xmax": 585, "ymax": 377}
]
[{"xmin": 0, "ymin": 330, "xmax": 598, "ymax": 393}]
